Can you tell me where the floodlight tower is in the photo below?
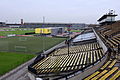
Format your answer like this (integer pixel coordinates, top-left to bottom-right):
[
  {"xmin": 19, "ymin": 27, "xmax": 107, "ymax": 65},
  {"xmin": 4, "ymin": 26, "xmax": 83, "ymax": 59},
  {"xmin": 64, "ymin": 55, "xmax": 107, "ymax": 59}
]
[
  {"xmin": 67, "ymin": 25, "xmax": 71, "ymax": 56},
  {"xmin": 42, "ymin": 16, "xmax": 45, "ymax": 53}
]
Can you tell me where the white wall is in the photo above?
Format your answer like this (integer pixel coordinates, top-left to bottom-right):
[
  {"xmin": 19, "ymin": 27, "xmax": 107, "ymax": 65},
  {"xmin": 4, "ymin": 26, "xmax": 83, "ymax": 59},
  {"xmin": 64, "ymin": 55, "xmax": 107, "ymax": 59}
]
[
  {"xmin": 106, "ymin": 17, "xmax": 115, "ymax": 21},
  {"xmin": 99, "ymin": 16, "xmax": 115, "ymax": 23},
  {"xmin": 93, "ymin": 28, "xmax": 108, "ymax": 52}
]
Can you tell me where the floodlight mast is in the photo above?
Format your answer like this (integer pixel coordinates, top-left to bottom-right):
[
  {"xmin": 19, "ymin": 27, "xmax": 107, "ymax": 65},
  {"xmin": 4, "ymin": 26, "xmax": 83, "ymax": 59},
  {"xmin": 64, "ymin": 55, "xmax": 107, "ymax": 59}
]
[
  {"xmin": 42, "ymin": 16, "xmax": 45, "ymax": 53},
  {"xmin": 67, "ymin": 25, "xmax": 71, "ymax": 56},
  {"xmin": 43, "ymin": 16, "xmax": 45, "ymax": 23}
]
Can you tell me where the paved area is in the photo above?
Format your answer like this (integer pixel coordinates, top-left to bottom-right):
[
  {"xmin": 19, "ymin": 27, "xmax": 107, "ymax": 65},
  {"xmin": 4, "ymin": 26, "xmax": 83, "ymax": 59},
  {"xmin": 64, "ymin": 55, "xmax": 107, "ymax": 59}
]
[{"xmin": 17, "ymin": 67, "xmax": 30, "ymax": 80}]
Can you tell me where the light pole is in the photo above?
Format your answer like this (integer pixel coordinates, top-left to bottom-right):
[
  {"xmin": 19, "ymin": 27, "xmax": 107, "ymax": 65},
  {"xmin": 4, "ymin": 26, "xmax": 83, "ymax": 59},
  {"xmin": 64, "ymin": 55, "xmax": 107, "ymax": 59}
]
[
  {"xmin": 42, "ymin": 16, "xmax": 45, "ymax": 53},
  {"xmin": 67, "ymin": 25, "xmax": 71, "ymax": 56}
]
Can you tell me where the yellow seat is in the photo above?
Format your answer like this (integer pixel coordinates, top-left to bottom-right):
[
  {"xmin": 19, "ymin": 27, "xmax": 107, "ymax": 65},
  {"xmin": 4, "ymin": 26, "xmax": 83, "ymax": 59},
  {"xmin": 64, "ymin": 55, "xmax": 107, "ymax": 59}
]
[
  {"xmin": 91, "ymin": 70, "xmax": 108, "ymax": 80},
  {"xmin": 110, "ymin": 70, "xmax": 120, "ymax": 80},
  {"xmin": 100, "ymin": 61, "xmax": 111, "ymax": 70},
  {"xmin": 99, "ymin": 67, "xmax": 118, "ymax": 80},
  {"xmin": 108, "ymin": 60, "xmax": 117, "ymax": 68},
  {"xmin": 84, "ymin": 71, "xmax": 100, "ymax": 80}
]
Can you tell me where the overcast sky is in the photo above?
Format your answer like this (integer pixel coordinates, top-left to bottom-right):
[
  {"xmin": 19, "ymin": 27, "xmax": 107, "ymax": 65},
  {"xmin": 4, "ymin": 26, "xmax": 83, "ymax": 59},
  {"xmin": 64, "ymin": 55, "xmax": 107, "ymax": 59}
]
[{"xmin": 0, "ymin": 0, "xmax": 120, "ymax": 24}]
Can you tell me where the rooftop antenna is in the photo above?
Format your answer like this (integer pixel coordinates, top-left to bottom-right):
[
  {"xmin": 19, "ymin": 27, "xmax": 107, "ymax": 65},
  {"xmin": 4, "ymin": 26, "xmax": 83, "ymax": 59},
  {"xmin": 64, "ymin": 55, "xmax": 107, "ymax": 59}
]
[
  {"xmin": 43, "ymin": 16, "xmax": 45, "ymax": 23},
  {"xmin": 109, "ymin": 9, "xmax": 114, "ymax": 15},
  {"xmin": 5, "ymin": 20, "xmax": 8, "ymax": 24},
  {"xmin": 113, "ymin": 10, "xmax": 115, "ymax": 15},
  {"xmin": 108, "ymin": 9, "xmax": 111, "ymax": 14}
]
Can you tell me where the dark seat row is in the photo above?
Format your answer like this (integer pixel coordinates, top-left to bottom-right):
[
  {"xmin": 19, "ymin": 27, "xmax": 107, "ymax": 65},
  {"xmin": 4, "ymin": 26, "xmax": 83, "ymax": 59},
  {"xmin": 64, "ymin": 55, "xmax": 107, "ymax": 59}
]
[{"xmin": 97, "ymin": 21, "xmax": 120, "ymax": 49}]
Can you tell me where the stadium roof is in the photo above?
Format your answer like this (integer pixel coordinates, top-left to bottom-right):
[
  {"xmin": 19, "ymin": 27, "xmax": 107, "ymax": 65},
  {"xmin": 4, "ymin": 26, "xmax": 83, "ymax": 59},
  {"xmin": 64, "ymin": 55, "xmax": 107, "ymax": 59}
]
[
  {"xmin": 98, "ymin": 14, "xmax": 117, "ymax": 21},
  {"xmin": 73, "ymin": 32, "xmax": 96, "ymax": 43}
]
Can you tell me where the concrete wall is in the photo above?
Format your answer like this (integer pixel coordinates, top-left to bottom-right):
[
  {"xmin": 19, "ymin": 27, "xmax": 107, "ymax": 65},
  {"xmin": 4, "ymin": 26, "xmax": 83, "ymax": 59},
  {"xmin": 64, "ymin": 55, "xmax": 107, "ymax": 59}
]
[
  {"xmin": 28, "ymin": 72, "xmax": 36, "ymax": 80},
  {"xmin": 93, "ymin": 28, "xmax": 108, "ymax": 52}
]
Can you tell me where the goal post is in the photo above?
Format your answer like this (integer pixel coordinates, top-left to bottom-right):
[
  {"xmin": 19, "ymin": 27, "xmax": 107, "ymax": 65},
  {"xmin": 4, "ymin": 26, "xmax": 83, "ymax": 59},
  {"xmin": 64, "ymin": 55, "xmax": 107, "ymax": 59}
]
[
  {"xmin": 19, "ymin": 37, "xmax": 27, "ymax": 41},
  {"xmin": 14, "ymin": 46, "xmax": 27, "ymax": 52}
]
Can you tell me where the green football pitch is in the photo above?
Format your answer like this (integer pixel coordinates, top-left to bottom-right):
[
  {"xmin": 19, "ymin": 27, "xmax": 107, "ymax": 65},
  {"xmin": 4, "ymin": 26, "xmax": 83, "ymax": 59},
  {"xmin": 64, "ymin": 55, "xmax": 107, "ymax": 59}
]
[
  {"xmin": 0, "ymin": 52, "xmax": 36, "ymax": 75},
  {"xmin": 0, "ymin": 30, "xmax": 34, "ymax": 36},
  {"xmin": 0, "ymin": 28, "xmax": 66, "ymax": 75},
  {"xmin": 0, "ymin": 36, "xmax": 66, "ymax": 75},
  {"xmin": 70, "ymin": 30, "xmax": 82, "ymax": 32},
  {"xmin": 0, "ymin": 36, "xmax": 66, "ymax": 54}
]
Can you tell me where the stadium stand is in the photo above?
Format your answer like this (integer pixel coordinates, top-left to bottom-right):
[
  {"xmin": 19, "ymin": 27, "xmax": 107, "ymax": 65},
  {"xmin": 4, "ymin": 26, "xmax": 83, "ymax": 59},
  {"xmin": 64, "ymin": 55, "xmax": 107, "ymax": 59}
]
[
  {"xmin": 85, "ymin": 20, "xmax": 120, "ymax": 80},
  {"xmin": 110, "ymin": 70, "xmax": 120, "ymax": 80},
  {"xmin": 28, "ymin": 17, "xmax": 120, "ymax": 80},
  {"xmin": 50, "ymin": 42, "xmax": 101, "ymax": 56},
  {"xmin": 27, "ymin": 10, "xmax": 120, "ymax": 80},
  {"xmin": 28, "ymin": 22, "xmax": 120, "ymax": 80},
  {"xmin": 31, "ymin": 42, "xmax": 104, "ymax": 75},
  {"xmin": 84, "ymin": 59, "xmax": 119, "ymax": 80},
  {"xmin": 97, "ymin": 21, "xmax": 120, "ymax": 49},
  {"xmin": 28, "ymin": 28, "xmax": 110, "ymax": 80}
]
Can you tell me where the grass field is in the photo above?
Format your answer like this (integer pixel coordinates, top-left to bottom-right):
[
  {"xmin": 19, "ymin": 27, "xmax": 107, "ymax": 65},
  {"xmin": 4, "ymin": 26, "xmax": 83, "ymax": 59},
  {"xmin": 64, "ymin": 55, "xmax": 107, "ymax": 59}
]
[
  {"xmin": 0, "ymin": 28, "xmax": 66, "ymax": 75},
  {"xmin": 0, "ymin": 30, "xmax": 34, "ymax": 36},
  {"xmin": 0, "ymin": 36, "xmax": 66, "ymax": 54},
  {"xmin": 0, "ymin": 36, "xmax": 65, "ymax": 75},
  {"xmin": 70, "ymin": 30, "xmax": 82, "ymax": 32},
  {"xmin": 0, "ymin": 52, "xmax": 36, "ymax": 75}
]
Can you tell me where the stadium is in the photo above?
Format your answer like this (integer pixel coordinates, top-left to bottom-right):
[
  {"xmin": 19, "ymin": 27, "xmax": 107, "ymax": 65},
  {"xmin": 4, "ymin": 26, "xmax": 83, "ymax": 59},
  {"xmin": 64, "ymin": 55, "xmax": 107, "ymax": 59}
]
[
  {"xmin": 0, "ymin": 10, "xmax": 120, "ymax": 80},
  {"xmin": 27, "ymin": 11, "xmax": 120, "ymax": 80}
]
